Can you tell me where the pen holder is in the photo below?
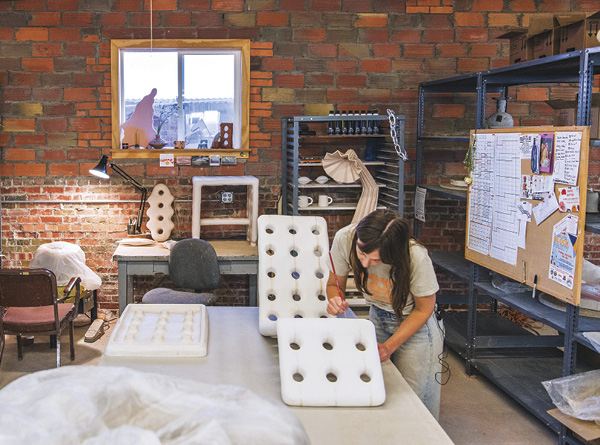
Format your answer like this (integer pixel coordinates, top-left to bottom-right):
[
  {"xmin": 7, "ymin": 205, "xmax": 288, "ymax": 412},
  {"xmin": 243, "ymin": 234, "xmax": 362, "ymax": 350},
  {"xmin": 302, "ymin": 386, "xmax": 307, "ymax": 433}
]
[{"xmin": 127, "ymin": 223, "xmax": 136, "ymax": 235}]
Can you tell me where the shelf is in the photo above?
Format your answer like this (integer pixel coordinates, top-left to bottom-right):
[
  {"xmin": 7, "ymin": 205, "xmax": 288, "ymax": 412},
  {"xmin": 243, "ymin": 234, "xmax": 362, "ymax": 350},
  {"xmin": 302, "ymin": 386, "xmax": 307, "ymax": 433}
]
[
  {"xmin": 420, "ymin": 184, "xmax": 468, "ymax": 201},
  {"xmin": 297, "ymin": 161, "xmax": 387, "ymax": 167},
  {"xmin": 297, "ymin": 182, "xmax": 384, "ymax": 189},
  {"xmin": 584, "ymin": 213, "xmax": 600, "ymax": 234},
  {"xmin": 430, "ymin": 251, "xmax": 475, "ymax": 279},
  {"xmin": 293, "ymin": 203, "xmax": 388, "ymax": 212},
  {"xmin": 419, "ymin": 136, "xmax": 470, "ymax": 143}
]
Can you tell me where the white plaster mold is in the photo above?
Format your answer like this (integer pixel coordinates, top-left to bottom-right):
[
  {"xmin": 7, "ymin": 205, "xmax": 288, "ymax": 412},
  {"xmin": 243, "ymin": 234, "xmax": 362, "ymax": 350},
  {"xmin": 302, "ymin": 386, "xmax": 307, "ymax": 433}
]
[{"xmin": 146, "ymin": 183, "xmax": 175, "ymax": 242}]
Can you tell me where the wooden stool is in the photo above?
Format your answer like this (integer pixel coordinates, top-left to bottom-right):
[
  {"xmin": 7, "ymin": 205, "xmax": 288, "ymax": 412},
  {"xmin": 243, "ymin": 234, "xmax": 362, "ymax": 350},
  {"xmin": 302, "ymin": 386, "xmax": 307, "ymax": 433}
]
[{"xmin": 192, "ymin": 176, "xmax": 259, "ymax": 245}]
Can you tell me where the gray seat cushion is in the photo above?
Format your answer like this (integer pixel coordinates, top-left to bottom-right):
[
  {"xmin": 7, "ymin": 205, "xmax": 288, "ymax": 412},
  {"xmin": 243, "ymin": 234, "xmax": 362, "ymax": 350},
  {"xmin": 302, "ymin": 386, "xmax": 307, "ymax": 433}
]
[{"xmin": 141, "ymin": 288, "xmax": 218, "ymax": 305}]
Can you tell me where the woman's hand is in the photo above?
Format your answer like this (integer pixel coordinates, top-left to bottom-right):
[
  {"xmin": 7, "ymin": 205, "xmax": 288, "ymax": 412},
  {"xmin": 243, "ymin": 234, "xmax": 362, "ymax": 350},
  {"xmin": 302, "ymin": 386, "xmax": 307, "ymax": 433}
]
[
  {"xmin": 326, "ymin": 296, "xmax": 349, "ymax": 315},
  {"xmin": 378, "ymin": 342, "xmax": 392, "ymax": 362}
]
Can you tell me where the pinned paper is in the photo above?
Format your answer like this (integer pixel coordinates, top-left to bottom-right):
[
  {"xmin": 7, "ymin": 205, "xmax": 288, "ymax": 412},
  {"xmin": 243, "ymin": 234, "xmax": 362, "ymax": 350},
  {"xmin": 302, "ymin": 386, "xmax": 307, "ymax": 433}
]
[
  {"xmin": 549, "ymin": 214, "xmax": 578, "ymax": 290},
  {"xmin": 415, "ymin": 186, "xmax": 426, "ymax": 222},
  {"xmin": 160, "ymin": 153, "xmax": 175, "ymax": 167},
  {"xmin": 533, "ymin": 190, "xmax": 559, "ymax": 225},
  {"xmin": 557, "ymin": 186, "xmax": 580, "ymax": 213}
]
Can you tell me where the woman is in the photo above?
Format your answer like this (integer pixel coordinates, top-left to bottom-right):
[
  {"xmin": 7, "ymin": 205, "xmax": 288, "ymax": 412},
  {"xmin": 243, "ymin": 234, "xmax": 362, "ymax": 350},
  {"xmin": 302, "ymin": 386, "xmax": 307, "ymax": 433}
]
[{"xmin": 326, "ymin": 210, "xmax": 444, "ymax": 419}]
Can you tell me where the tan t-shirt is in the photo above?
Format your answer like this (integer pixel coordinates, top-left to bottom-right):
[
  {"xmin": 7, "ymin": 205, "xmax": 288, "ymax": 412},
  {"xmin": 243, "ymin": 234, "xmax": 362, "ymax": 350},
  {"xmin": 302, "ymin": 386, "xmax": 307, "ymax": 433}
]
[{"xmin": 329, "ymin": 224, "xmax": 439, "ymax": 315}]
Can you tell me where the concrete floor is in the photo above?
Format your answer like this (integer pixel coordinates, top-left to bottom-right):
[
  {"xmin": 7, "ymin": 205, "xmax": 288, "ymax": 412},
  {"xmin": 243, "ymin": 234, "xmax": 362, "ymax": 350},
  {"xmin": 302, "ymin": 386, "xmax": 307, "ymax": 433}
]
[{"xmin": 0, "ymin": 321, "xmax": 558, "ymax": 444}]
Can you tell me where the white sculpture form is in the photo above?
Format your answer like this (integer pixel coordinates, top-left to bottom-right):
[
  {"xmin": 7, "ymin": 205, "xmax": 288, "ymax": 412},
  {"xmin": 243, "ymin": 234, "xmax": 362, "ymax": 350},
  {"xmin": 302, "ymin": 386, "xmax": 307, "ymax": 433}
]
[
  {"xmin": 192, "ymin": 176, "xmax": 259, "ymax": 245},
  {"xmin": 257, "ymin": 215, "xmax": 331, "ymax": 337},
  {"xmin": 146, "ymin": 183, "xmax": 175, "ymax": 242},
  {"xmin": 277, "ymin": 318, "xmax": 386, "ymax": 407}
]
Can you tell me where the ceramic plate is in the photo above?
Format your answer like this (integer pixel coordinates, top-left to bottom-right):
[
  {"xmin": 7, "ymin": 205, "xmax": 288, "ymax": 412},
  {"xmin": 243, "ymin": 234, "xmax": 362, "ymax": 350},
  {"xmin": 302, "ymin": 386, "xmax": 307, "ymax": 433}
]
[{"xmin": 117, "ymin": 238, "xmax": 156, "ymax": 246}]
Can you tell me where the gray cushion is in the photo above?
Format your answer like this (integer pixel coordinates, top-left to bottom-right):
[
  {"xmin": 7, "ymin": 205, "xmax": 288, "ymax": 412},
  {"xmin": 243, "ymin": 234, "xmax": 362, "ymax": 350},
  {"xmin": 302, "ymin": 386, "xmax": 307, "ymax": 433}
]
[{"xmin": 142, "ymin": 288, "xmax": 218, "ymax": 305}]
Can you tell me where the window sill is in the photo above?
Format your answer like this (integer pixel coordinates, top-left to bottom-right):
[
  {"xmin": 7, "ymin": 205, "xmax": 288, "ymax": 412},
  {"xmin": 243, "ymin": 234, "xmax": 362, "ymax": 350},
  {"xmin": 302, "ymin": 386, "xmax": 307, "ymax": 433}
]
[{"xmin": 111, "ymin": 148, "xmax": 251, "ymax": 159}]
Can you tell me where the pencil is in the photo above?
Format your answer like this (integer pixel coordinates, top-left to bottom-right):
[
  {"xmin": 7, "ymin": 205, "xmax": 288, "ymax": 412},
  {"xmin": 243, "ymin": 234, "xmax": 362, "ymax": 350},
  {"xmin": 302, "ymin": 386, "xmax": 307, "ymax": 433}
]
[{"xmin": 329, "ymin": 252, "xmax": 347, "ymax": 318}]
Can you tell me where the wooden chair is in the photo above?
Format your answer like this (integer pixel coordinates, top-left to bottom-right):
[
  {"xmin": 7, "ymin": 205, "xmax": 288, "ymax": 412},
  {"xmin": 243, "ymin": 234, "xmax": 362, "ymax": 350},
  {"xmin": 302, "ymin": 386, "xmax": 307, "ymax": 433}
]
[{"xmin": 0, "ymin": 269, "xmax": 81, "ymax": 368}]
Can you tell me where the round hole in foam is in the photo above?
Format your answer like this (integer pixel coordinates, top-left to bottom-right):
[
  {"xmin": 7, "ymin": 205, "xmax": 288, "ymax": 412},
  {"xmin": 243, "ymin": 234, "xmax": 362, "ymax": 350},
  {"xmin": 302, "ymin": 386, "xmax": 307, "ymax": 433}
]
[
  {"xmin": 315, "ymin": 269, "xmax": 325, "ymax": 279},
  {"xmin": 267, "ymin": 270, "xmax": 276, "ymax": 278},
  {"xmin": 265, "ymin": 227, "xmax": 274, "ymax": 234},
  {"xmin": 322, "ymin": 342, "xmax": 333, "ymax": 350},
  {"xmin": 292, "ymin": 294, "xmax": 301, "ymax": 301},
  {"xmin": 268, "ymin": 314, "xmax": 277, "ymax": 321},
  {"xmin": 294, "ymin": 314, "xmax": 303, "ymax": 318},
  {"xmin": 267, "ymin": 293, "xmax": 276, "ymax": 301},
  {"xmin": 290, "ymin": 249, "xmax": 298, "ymax": 257},
  {"xmin": 320, "ymin": 315, "xmax": 328, "ymax": 318},
  {"xmin": 326, "ymin": 372, "xmax": 337, "ymax": 383},
  {"xmin": 293, "ymin": 372, "xmax": 303, "ymax": 382},
  {"xmin": 158, "ymin": 229, "xmax": 163, "ymax": 235},
  {"xmin": 158, "ymin": 190, "xmax": 164, "ymax": 195},
  {"xmin": 289, "ymin": 227, "xmax": 297, "ymax": 235},
  {"xmin": 290, "ymin": 342, "xmax": 300, "ymax": 350},
  {"xmin": 158, "ymin": 203, "xmax": 164, "ymax": 208},
  {"xmin": 158, "ymin": 216, "xmax": 164, "ymax": 221},
  {"xmin": 355, "ymin": 342, "xmax": 366, "ymax": 351},
  {"xmin": 311, "ymin": 226, "xmax": 321, "ymax": 236},
  {"xmin": 318, "ymin": 294, "xmax": 326, "ymax": 301},
  {"xmin": 291, "ymin": 271, "xmax": 300, "ymax": 280},
  {"xmin": 266, "ymin": 246, "xmax": 275, "ymax": 256},
  {"xmin": 360, "ymin": 373, "xmax": 371, "ymax": 383},
  {"xmin": 313, "ymin": 247, "xmax": 323, "ymax": 257}
]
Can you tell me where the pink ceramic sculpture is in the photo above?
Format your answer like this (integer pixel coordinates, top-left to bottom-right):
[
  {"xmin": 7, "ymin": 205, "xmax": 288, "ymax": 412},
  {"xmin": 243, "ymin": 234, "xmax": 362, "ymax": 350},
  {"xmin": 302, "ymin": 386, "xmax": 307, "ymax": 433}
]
[{"xmin": 121, "ymin": 88, "xmax": 158, "ymax": 147}]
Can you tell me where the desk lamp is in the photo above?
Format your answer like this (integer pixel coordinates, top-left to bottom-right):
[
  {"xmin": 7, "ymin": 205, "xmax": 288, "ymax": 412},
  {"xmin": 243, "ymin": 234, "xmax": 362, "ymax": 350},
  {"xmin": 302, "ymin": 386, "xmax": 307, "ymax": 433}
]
[{"xmin": 89, "ymin": 155, "xmax": 148, "ymax": 235}]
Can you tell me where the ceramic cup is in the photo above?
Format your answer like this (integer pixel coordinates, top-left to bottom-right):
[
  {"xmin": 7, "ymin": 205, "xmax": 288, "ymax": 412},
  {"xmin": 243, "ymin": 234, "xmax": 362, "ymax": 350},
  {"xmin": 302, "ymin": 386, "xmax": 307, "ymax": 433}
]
[
  {"xmin": 298, "ymin": 195, "xmax": 313, "ymax": 208},
  {"xmin": 318, "ymin": 195, "xmax": 333, "ymax": 207},
  {"xmin": 174, "ymin": 140, "xmax": 186, "ymax": 149}
]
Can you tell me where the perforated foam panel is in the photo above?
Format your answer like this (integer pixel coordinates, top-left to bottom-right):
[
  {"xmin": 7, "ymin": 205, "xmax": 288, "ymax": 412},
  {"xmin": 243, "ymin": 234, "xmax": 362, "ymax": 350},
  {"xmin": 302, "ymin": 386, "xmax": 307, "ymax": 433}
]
[
  {"xmin": 258, "ymin": 215, "xmax": 332, "ymax": 337},
  {"xmin": 104, "ymin": 304, "xmax": 208, "ymax": 357},
  {"xmin": 277, "ymin": 318, "xmax": 386, "ymax": 407},
  {"xmin": 147, "ymin": 183, "xmax": 175, "ymax": 242}
]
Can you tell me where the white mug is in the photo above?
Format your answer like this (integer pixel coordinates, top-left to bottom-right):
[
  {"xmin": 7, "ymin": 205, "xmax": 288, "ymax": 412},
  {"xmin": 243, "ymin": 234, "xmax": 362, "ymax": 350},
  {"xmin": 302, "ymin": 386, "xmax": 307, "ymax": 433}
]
[
  {"xmin": 318, "ymin": 195, "xmax": 333, "ymax": 207},
  {"xmin": 298, "ymin": 195, "xmax": 313, "ymax": 208}
]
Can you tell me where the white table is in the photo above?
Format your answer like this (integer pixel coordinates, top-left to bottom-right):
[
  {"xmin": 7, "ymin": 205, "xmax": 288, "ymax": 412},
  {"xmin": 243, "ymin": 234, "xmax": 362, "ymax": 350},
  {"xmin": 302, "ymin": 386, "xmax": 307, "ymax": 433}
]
[
  {"xmin": 100, "ymin": 307, "xmax": 453, "ymax": 444},
  {"xmin": 113, "ymin": 240, "xmax": 258, "ymax": 314}
]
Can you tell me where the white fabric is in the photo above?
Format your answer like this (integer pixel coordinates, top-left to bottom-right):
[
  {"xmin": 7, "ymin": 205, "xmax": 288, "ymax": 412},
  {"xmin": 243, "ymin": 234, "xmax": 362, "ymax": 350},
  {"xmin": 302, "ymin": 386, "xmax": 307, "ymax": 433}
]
[
  {"xmin": 257, "ymin": 215, "xmax": 332, "ymax": 337},
  {"xmin": 329, "ymin": 224, "xmax": 439, "ymax": 315},
  {"xmin": 0, "ymin": 366, "xmax": 309, "ymax": 445},
  {"xmin": 277, "ymin": 318, "xmax": 385, "ymax": 407},
  {"xmin": 30, "ymin": 241, "xmax": 101, "ymax": 290}
]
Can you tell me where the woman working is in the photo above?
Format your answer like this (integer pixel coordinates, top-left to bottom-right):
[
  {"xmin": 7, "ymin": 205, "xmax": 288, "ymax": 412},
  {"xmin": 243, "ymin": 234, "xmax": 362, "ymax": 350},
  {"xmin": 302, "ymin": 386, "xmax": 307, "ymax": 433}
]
[{"xmin": 326, "ymin": 210, "xmax": 444, "ymax": 419}]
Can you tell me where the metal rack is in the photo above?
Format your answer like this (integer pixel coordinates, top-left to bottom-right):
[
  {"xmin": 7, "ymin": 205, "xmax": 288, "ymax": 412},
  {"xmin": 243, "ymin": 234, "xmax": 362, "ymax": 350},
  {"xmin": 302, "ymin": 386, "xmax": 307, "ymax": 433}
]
[
  {"xmin": 281, "ymin": 114, "xmax": 405, "ymax": 216},
  {"xmin": 415, "ymin": 47, "xmax": 600, "ymax": 442}
]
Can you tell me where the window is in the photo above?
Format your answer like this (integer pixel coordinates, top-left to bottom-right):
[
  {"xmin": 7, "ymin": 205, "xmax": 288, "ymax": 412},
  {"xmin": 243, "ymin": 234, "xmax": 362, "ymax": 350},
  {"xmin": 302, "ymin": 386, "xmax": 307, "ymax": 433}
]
[{"xmin": 110, "ymin": 39, "xmax": 250, "ymax": 158}]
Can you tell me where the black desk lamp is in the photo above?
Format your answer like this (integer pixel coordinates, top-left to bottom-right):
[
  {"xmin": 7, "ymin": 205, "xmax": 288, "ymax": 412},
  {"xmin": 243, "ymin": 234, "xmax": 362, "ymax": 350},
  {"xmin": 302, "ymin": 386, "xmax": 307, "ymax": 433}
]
[{"xmin": 89, "ymin": 155, "xmax": 148, "ymax": 234}]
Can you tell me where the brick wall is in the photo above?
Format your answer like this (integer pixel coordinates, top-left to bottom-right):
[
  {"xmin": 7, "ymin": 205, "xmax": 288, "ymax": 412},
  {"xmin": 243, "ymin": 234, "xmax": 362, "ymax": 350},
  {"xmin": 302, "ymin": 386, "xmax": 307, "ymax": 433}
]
[{"xmin": 1, "ymin": 1, "xmax": 598, "ymax": 309}]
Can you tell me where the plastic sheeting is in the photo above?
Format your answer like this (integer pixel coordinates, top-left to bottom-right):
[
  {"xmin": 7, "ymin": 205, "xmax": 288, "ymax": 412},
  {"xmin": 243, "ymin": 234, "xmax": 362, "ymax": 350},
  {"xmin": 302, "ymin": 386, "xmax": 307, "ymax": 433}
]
[
  {"xmin": 30, "ymin": 242, "xmax": 101, "ymax": 290},
  {"xmin": 542, "ymin": 370, "xmax": 600, "ymax": 425},
  {"xmin": 0, "ymin": 366, "xmax": 309, "ymax": 445}
]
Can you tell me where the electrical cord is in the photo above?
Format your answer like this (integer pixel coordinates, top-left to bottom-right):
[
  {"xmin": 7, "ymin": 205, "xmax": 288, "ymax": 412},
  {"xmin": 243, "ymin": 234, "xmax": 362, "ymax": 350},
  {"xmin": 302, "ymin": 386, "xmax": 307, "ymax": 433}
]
[{"xmin": 434, "ymin": 306, "xmax": 451, "ymax": 385}]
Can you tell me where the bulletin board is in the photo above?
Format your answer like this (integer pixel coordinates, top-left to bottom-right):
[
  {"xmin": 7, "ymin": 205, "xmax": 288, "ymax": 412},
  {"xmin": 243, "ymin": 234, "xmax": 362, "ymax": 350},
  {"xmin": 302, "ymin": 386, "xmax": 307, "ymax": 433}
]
[{"xmin": 465, "ymin": 126, "xmax": 590, "ymax": 305}]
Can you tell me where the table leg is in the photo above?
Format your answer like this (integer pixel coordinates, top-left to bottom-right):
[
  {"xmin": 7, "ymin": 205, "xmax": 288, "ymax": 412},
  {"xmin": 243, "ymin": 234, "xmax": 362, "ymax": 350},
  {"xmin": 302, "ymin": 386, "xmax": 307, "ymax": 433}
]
[
  {"xmin": 118, "ymin": 262, "xmax": 128, "ymax": 315},
  {"xmin": 249, "ymin": 273, "xmax": 257, "ymax": 306}
]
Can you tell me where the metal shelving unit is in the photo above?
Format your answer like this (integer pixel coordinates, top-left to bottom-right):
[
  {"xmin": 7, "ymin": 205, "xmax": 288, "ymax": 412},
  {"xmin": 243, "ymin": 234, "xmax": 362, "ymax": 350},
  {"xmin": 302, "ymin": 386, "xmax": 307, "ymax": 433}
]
[
  {"xmin": 282, "ymin": 114, "xmax": 405, "ymax": 216},
  {"xmin": 417, "ymin": 47, "xmax": 600, "ymax": 442}
]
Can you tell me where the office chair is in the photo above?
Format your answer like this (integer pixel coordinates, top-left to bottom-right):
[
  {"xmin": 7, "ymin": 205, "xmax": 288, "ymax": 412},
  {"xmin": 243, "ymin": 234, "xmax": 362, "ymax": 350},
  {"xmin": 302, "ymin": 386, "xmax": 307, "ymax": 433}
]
[
  {"xmin": 141, "ymin": 238, "xmax": 220, "ymax": 305},
  {"xmin": 0, "ymin": 269, "xmax": 80, "ymax": 368}
]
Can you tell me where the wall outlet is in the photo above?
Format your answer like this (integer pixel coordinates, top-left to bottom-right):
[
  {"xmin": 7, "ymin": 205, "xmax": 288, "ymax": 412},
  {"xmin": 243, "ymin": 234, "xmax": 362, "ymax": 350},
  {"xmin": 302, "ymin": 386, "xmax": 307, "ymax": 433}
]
[{"xmin": 222, "ymin": 191, "xmax": 233, "ymax": 203}]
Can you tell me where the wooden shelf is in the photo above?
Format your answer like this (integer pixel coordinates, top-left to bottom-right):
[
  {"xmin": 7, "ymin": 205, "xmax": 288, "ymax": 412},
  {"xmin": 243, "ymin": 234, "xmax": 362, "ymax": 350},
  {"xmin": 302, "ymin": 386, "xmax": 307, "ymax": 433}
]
[{"xmin": 111, "ymin": 148, "xmax": 251, "ymax": 159}]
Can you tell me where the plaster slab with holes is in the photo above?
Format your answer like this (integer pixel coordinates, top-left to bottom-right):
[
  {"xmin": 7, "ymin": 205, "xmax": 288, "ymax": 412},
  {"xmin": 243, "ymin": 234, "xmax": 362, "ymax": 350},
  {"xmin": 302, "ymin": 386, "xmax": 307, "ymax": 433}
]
[
  {"xmin": 277, "ymin": 318, "xmax": 386, "ymax": 407},
  {"xmin": 104, "ymin": 304, "xmax": 208, "ymax": 357},
  {"xmin": 258, "ymin": 215, "xmax": 332, "ymax": 337}
]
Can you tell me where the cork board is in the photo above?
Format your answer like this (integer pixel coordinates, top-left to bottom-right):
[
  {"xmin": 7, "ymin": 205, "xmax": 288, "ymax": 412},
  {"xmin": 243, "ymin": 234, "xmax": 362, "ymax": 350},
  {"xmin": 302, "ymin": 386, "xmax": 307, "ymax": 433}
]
[{"xmin": 465, "ymin": 126, "xmax": 590, "ymax": 306}]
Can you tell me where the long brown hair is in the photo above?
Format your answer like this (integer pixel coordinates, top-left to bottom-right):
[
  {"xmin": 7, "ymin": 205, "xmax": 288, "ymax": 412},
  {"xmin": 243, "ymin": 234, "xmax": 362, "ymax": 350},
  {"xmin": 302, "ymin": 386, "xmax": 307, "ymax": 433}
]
[{"xmin": 350, "ymin": 210, "xmax": 412, "ymax": 319}]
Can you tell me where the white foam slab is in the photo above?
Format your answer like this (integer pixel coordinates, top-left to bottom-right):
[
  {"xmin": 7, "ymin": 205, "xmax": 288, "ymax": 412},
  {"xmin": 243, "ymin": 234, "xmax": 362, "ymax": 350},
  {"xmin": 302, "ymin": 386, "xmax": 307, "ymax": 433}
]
[
  {"xmin": 277, "ymin": 318, "xmax": 386, "ymax": 407},
  {"xmin": 104, "ymin": 304, "xmax": 208, "ymax": 357},
  {"xmin": 258, "ymin": 215, "xmax": 332, "ymax": 337}
]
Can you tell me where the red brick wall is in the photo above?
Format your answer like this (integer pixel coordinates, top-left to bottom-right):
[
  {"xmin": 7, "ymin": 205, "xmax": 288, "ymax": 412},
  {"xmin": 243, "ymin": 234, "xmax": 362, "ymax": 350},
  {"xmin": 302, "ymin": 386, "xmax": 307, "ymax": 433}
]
[{"xmin": 0, "ymin": 1, "xmax": 598, "ymax": 308}]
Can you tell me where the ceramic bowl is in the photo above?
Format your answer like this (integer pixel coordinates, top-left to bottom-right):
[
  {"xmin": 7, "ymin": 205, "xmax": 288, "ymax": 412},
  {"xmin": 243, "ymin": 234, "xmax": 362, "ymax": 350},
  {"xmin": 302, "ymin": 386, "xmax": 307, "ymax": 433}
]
[
  {"xmin": 315, "ymin": 175, "xmax": 330, "ymax": 184},
  {"xmin": 298, "ymin": 176, "xmax": 311, "ymax": 185}
]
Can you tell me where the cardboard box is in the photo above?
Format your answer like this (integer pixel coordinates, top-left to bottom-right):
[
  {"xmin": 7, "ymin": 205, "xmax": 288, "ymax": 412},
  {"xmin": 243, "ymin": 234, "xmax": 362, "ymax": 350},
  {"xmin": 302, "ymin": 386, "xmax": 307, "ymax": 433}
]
[
  {"xmin": 546, "ymin": 93, "xmax": 600, "ymax": 139},
  {"xmin": 557, "ymin": 12, "xmax": 600, "ymax": 53},
  {"xmin": 547, "ymin": 409, "xmax": 600, "ymax": 442},
  {"xmin": 498, "ymin": 29, "xmax": 532, "ymax": 64},
  {"xmin": 529, "ymin": 15, "xmax": 559, "ymax": 59}
]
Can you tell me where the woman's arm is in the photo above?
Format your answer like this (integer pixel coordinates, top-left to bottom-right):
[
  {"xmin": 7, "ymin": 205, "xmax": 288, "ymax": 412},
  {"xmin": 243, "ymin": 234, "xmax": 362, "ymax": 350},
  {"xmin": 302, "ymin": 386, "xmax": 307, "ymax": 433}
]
[
  {"xmin": 378, "ymin": 293, "xmax": 436, "ymax": 362},
  {"xmin": 326, "ymin": 273, "xmax": 349, "ymax": 315}
]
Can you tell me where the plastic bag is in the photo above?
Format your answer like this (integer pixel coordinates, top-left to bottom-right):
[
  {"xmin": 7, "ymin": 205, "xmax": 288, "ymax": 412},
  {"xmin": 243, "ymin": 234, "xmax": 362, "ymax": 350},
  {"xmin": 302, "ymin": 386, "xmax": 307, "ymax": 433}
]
[
  {"xmin": 30, "ymin": 241, "xmax": 101, "ymax": 290},
  {"xmin": 0, "ymin": 366, "xmax": 310, "ymax": 445},
  {"xmin": 542, "ymin": 369, "xmax": 600, "ymax": 425},
  {"xmin": 491, "ymin": 272, "xmax": 529, "ymax": 294}
]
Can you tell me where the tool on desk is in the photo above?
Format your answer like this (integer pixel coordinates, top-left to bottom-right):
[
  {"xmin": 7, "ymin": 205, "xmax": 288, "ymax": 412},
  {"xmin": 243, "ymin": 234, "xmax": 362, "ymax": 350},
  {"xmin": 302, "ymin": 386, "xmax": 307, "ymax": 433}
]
[
  {"xmin": 532, "ymin": 274, "xmax": 538, "ymax": 299},
  {"xmin": 329, "ymin": 252, "xmax": 346, "ymax": 318}
]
